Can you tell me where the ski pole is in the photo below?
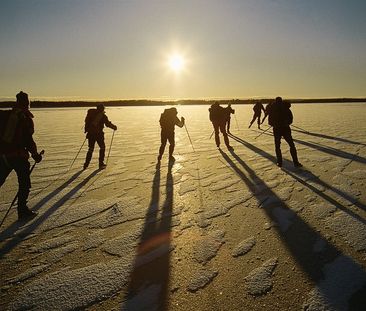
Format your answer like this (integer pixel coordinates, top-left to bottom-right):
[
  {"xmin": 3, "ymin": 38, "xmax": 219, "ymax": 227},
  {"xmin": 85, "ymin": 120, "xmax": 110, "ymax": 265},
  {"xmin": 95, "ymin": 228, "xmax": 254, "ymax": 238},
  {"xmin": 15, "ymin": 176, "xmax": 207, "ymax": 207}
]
[
  {"xmin": 255, "ymin": 126, "xmax": 272, "ymax": 139},
  {"xmin": 291, "ymin": 124, "xmax": 309, "ymax": 133},
  {"xmin": 234, "ymin": 114, "xmax": 240, "ymax": 131},
  {"xmin": 69, "ymin": 137, "xmax": 87, "ymax": 170},
  {"xmin": 184, "ymin": 124, "xmax": 195, "ymax": 152},
  {"xmin": 106, "ymin": 130, "xmax": 115, "ymax": 165},
  {"xmin": 0, "ymin": 150, "xmax": 45, "ymax": 228},
  {"xmin": 209, "ymin": 130, "xmax": 214, "ymax": 140}
]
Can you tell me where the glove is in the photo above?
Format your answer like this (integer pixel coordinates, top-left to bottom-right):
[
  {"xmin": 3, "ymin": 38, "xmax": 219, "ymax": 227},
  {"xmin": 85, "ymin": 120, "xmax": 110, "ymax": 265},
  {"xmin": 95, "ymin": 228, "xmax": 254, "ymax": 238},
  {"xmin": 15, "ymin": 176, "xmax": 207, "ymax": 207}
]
[
  {"xmin": 32, "ymin": 152, "xmax": 42, "ymax": 163},
  {"xmin": 181, "ymin": 117, "xmax": 185, "ymax": 122},
  {"xmin": 113, "ymin": 125, "xmax": 117, "ymax": 131}
]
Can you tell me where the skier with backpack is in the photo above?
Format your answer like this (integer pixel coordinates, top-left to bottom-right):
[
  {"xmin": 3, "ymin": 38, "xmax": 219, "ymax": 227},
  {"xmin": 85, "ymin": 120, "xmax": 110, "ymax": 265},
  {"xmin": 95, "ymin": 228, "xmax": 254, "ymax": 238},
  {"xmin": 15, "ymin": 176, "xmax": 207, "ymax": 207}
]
[
  {"xmin": 157, "ymin": 107, "xmax": 185, "ymax": 162},
  {"xmin": 83, "ymin": 104, "xmax": 117, "ymax": 170},
  {"xmin": 209, "ymin": 102, "xmax": 233, "ymax": 150},
  {"xmin": 249, "ymin": 101, "xmax": 265, "ymax": 129},
  {"xmin": 0, "ymin": 91, "xmax": 43, "ymax": 220},
  {"xmin": 267, "ymin": 97, "xmax": 302, "ymax": 168}
]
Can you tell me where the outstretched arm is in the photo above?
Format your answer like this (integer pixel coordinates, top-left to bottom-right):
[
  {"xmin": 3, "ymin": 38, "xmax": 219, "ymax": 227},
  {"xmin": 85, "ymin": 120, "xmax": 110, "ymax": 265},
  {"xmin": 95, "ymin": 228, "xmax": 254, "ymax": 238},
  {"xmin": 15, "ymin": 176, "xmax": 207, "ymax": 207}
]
[
  {"xmin": 175, "ymin": 116, "xmax": 185, "ymax": 128},
  {"xmin": 104, "ymin": 115, "xmax": 117, "ymax": 130}
]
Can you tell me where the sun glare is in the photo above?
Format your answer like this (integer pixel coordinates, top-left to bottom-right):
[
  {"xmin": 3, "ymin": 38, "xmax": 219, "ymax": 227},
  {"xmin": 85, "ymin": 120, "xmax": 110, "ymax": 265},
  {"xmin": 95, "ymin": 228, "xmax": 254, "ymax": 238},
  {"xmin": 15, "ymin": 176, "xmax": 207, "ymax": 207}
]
[{"xmin": 168, "ymin": 54, "xmax": 185, "ymax": 72}]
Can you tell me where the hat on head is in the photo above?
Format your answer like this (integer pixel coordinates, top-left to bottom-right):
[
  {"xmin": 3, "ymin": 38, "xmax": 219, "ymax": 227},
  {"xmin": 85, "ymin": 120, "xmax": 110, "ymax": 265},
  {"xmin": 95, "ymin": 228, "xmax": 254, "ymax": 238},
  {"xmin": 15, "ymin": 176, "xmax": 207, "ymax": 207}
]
[
  {"xmin": 16, "ymin": 91, "xmax": 30, "ymax": 108},
  {"xmin": 96, "ymin": 104, "xmax": 105, "ymax": 111}
]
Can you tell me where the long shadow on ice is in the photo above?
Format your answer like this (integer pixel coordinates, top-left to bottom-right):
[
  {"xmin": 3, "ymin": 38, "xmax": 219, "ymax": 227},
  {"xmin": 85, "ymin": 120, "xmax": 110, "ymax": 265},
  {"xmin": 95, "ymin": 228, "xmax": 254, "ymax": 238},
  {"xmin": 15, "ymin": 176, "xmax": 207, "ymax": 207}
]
[
  {"xmin": 229, "ymin": 134, "xmax": 366, "ymax": 215},
  {"xmin": 0, "ymin": 170, "xmax": 83, "ymax": 241},
  {"xmin": 294, "ymin": 139, "xmax": 366, "ymax": 164},
  {"xmin": 292, "ymin": 128, "xmax": 366, "ymax": 147},
  {"xmin": 0, "ymin": 169, "xmax": 100, "ymax": 257},
  {"xmin": 219, "ymin": 148, "xmax": 366, "ymax": 308},
  {"xmin": 122, "ymin": 161, "xmax": 174, "ymax": 311}
]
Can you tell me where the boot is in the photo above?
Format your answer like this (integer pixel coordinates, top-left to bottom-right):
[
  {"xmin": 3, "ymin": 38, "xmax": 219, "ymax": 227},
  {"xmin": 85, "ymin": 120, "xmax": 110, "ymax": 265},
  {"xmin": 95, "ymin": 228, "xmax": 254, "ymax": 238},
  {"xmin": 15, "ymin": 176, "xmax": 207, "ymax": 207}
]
[
  {"xmin": 18, "ymin": 205, "xmax": 37, "ymax": 221},
  {"xmin": 99, "ymin": 163, "xmax": 107, "ymax": 170}
]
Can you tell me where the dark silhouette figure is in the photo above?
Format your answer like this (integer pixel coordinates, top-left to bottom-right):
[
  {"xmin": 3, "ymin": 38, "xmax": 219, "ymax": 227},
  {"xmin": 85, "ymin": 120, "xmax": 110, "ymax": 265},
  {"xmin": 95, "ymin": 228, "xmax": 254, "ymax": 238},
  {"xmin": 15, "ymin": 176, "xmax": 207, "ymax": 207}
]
[
  {"xmin": 157, "ymin": 107, "xmax": 185, "ymax": 162},
  {"xmin": 249, "ymin": 101, "xmax": 265, "ymax": 129},
  {"xmin": 267, "ymin": 97, "xmax": 302, "ymax": 167},
  {"xmin": 225, "ymin": 103, "xmax": 235, "ymax": 134},
  {"xmin": 261, "ymin": 101, "xmax": 273, "ymax": 124},
  {"xmin": 209, "ymin": 102, "xmax": 233, "ymax": 150},
  {"xmin": 83, "ymin": 104, "xmax": 117, "ymax": 170},
  {"xmin": 0, "ymin": 91, "xmax": 43, "ymax": 220}
]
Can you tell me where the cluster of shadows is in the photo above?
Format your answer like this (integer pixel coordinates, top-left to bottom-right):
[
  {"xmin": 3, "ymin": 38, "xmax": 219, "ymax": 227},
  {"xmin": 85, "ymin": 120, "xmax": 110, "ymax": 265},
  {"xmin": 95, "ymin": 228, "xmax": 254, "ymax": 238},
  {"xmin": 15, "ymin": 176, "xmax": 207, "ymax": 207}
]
[
  {"xmin": 122, "ymin": 160, "xmax": 174, "ymax": 310},
  {"xmin": 0, "ymin": 169, "xmax": 101, "ymax": 258},
  {"xmin": 227, "ymin": 133, "xmax": 366, "ymax": 308}
]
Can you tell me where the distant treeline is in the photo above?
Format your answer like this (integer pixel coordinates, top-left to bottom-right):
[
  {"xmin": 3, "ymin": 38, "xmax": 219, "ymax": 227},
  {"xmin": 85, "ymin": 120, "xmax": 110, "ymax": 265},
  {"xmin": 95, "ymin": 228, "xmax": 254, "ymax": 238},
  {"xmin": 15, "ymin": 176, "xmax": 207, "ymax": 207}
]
[{"xmin": 0, "ymin": 98, "xmax": 365, "ymax": 109}]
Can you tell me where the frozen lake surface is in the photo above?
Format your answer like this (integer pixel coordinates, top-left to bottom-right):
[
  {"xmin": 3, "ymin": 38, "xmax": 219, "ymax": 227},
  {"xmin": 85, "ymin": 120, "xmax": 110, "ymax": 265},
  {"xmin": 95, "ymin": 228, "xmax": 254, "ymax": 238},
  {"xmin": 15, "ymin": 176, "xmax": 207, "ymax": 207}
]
[{"xmin": 1, "ymin": 103, "xmax": 366, "ymax": 310}]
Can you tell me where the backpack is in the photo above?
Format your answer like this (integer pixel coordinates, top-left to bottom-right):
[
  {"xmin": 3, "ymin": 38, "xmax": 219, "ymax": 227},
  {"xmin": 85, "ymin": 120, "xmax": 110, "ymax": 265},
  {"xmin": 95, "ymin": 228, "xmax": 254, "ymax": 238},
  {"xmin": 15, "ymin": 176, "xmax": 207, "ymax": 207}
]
[
  {"xmin": 0, "ymin": 110, "xmax": 21, "ymax": 144},
  {"xmin": 268, "ymin": 104, "xmax": 293, "ymax": 127},
  {"xmin": 209, "ymin": 104, "xmax": 224, "ymax": 122},
  {"xmin": 159, "ymin": 108, "xmax": 177, "ymax": 129},
  {"xmin": 85, "ymin": 109, "xmax": 105, "ymax": 133}
]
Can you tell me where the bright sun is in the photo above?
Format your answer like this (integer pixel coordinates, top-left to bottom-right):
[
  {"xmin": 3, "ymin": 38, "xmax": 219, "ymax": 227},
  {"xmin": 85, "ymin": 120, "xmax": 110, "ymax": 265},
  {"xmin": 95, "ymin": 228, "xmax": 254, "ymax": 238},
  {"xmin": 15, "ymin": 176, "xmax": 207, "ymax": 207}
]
[{"xmin": 168, "ymin": 54, "xmax": 185, "ymax": 72}]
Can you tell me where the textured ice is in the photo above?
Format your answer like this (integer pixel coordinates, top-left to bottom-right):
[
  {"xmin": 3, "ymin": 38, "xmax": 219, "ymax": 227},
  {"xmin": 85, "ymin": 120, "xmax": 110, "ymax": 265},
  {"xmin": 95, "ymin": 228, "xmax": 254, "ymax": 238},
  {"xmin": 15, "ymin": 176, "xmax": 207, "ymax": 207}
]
[
  {"xmin": 187, "ymin": 268, "xmax": 218, "ymax": 292},
  {"xmin": 102, "ymin": 228, "xmax": 142, "ymax": 257},
  {"xmin": 29, "ymin": 235, "xmax": 74, "ymax": 253},
  {"xmin": 271, "ymin": 207, "xmax": 296, "ymax": 232},
  {"xmin": 193, "ymin": 230, "xmax": 225, "ymax": 264},
  {"xmin": 309, "ymin": 202, "xmax": 337, "ymax": 220},
  {"xmin": 245, "ymin": 257, "xmax": 278, "ymax": 296},
  {"xmin": 303, "ymin": 256, "xmax": 366, "ymax": 311},
  {"xmin": 325, "ymin": 211, "xmax": 366, "ymax": 251},
  {"xmin": 121, "ymin": 284, "xmax": 161, "ymax": 311},
  {"xmin": 9, "ymin": 258, "xmax": 132, "ymax": 311},
  {"xmin": 7, "ymin": 264, "xmax": 50, "ymax": 284},
  {"xmin": 232, "ymin": 236, "xmax": 256, "ymax": 257}
]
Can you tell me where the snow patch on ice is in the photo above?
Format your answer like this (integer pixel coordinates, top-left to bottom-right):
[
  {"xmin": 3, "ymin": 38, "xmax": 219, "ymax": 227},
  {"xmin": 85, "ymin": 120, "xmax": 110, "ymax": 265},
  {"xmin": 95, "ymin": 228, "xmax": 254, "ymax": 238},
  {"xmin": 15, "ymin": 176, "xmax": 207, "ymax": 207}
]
[
  {"xmin": 193, "ymin": 230, "xmax": 225, "ymax": 264},
  {"xmin": 9, "ymin": 258, "xmax": 133, "ymax": 311},
  {"xmin": 187, "ymin": 268, "xmax": 218, "ymax": 292},
  {"xmin": 245, "ymin": 257, "xmax": 278, "ymax": 296},
  {"xmin": 232, "ymin": 237, "xmax": 256, "ymax": 257},
  {"xmin": 272, "ymin": 207, "xmax": 296, "ymax": 232},
  {"xmin": 325, "ymin": 212, "xmax": 366, "ymax": 251},
  {"xmin": 303, "ymin": 255, "xmax": 366, "ymax": 311}
]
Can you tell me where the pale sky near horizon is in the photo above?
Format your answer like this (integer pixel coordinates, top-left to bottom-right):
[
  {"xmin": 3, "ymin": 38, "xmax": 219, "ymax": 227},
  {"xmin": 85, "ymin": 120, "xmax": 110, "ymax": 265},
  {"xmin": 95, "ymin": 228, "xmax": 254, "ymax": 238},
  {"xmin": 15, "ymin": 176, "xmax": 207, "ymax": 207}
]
[{"xmin": 0, "ymin": 0, "xmax": 365, "ymax": 101}]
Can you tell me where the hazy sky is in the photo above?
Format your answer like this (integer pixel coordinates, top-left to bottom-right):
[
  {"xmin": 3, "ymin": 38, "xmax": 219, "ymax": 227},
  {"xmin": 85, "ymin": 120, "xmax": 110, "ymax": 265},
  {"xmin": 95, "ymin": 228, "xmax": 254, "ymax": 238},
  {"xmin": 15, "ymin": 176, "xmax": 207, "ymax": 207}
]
[{"xmin": 1, "ymin": 0, "xmax": 365, "ymax": 100}]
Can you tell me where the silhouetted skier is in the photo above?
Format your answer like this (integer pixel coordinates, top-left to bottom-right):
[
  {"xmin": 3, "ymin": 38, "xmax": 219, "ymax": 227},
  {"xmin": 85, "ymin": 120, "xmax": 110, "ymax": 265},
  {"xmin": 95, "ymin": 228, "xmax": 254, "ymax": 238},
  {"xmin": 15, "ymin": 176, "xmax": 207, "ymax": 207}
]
[
  {"xmin": 83, "ymin": 104, "xmax": 117, "ymax": 170},
  {"xmin": 0, "ymin": 91, "xmax": 43, "ymax": 220},
  {"xmin": 249, "ymin": 101, "xmax": 265, "ymax": 129},
  {"xmin": 157, "ymin": 107, "xmax": 185, "ymax": 162},
  {"xmin": 209, "ymin": 102, "xmax": 233, "ymax": 150},
  {"xmin": 261, "ymin": 102, "xmax": 273, "ymax": 124},
  {"xmin": 225, "ymin": 104, "xmax": 235, "ymax": 134},
  {"xmin": 267, "ymin": 97, "xmax": 302, "ymax": 168}
]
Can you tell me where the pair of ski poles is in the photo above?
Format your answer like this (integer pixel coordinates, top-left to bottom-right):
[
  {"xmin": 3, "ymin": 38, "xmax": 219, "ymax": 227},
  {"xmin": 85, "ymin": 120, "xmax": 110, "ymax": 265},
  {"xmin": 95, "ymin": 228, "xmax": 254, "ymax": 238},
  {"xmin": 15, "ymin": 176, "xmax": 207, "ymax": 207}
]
[
  {"xmin": 0, "ymin": 150, "xmax": 45, "ymax": 228},
  {"xmin": 69, "ymin": 129, "xmax": 116, "ymax": 170},
  {"xmin": 254, "ymin": 124, "xmax": 308, "ymax": 139}
]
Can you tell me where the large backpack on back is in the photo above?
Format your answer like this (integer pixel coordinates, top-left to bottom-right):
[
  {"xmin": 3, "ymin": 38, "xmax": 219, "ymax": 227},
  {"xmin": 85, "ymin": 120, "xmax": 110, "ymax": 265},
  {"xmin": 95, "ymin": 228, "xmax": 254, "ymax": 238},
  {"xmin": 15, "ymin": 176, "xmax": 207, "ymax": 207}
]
[
  {"xmin": 159, "ymin": 108, "xmax": 177, "ymax": 129},
  {"xmin": 0, "ymin": 110, "xmax": 21, "ymax": 145},
  {"xmin": 268, "ymin": 104, "xmax": 293, "ymax": 127}
]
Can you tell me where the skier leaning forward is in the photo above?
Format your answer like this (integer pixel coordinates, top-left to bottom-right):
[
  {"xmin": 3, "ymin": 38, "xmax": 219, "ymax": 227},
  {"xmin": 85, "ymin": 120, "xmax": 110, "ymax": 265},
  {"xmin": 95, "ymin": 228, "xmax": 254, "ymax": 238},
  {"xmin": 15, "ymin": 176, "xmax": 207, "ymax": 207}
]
[
  {"xmin": 157, "ymin": 107, "xmax": 185, "ymax": 162},
  {"xmin": 83, "ymin": 104, "xmax": 117, "ymax": 170}
]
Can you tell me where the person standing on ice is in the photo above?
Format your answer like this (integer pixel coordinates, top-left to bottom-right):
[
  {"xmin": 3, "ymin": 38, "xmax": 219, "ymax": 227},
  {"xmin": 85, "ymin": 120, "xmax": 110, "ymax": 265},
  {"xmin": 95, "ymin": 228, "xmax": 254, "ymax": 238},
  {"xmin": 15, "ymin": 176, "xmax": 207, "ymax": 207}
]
[
  {"xmin": 83, "ymin": 104, "xmax": 117, "ymax": 170},
  {"xmin": 157, "ymin": 107, "xmax": 185, "ymax": 162},
  {"xmin": 209, "ymin": 102, "xmax": 234, "ymax": 150},
  {"xmin": 0, "ymin": 91, "xmax": 43, "ymax": 220},
  {"xmin": 261, "ymin": 101, "xmax": 273, "ymax": 125},
  {"xmin": 267, "ymin": 97, "xmax": 302, "ymax": 168},
  {"xmin": 249, "ymin": 101, "xmax": 265, "ymax": 129},
  {"xmin": 225, "ymin": 103, "xmax": 235, "ymax": 134}
]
